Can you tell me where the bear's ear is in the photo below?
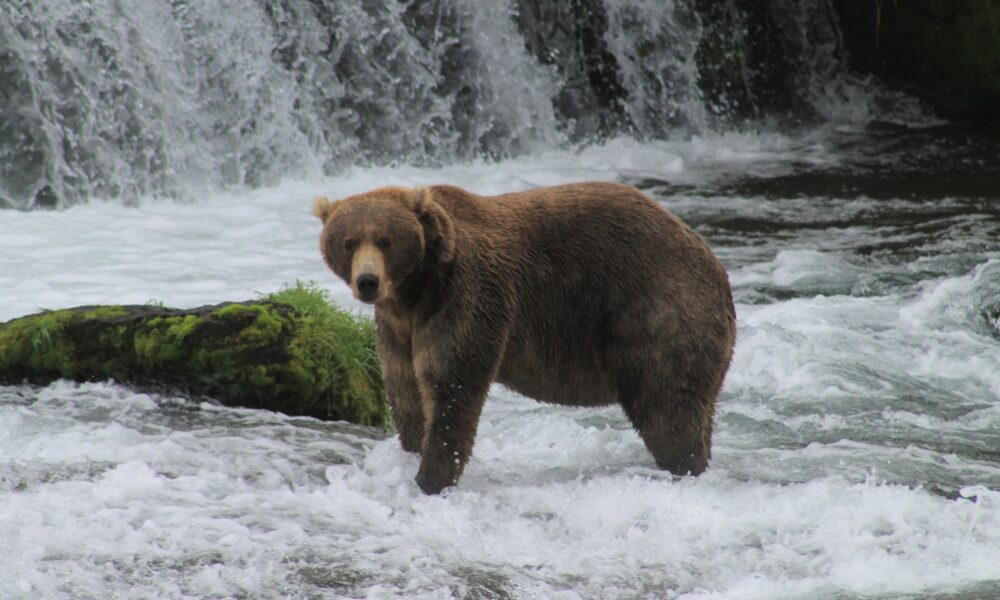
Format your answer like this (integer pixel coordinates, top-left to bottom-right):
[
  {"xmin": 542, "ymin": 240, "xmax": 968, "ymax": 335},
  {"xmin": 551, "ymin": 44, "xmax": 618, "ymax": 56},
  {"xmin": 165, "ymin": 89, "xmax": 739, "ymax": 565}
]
[
  {"xmin": 313, "ymin": 195, "xmax": 340, "ymax": 224},
  {"xmin": 410, "ymin": 187, "xmax": 456, "ymax": 264}
]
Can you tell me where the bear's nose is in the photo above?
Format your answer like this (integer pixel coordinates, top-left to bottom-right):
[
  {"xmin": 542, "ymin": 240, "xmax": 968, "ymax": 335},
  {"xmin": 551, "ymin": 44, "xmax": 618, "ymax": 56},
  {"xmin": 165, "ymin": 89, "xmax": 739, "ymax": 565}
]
[{"xmin": 356, "ymin": 273, "xmax": 380, "ymax": 301}]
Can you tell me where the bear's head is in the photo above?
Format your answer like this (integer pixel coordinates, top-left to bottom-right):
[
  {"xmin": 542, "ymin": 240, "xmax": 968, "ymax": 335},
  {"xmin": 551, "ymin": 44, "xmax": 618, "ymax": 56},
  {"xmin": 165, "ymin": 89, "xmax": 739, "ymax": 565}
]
[{"xmin": 314, "ymin": 186, "xmax": 455, "ymax": 305}]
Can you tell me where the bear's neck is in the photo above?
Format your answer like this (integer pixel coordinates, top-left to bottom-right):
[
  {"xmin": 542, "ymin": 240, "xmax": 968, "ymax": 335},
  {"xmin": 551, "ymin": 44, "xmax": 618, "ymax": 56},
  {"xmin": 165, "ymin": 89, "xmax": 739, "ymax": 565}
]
[{"xmin": 381, "ymin": 255, "xmax": 453, "ymax": 321}]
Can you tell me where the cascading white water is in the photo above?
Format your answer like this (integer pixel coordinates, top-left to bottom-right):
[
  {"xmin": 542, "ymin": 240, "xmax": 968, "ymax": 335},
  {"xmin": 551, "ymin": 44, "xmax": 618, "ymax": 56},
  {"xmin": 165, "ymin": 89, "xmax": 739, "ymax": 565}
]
[
  {"xmin": 602, "ymin": 0, "xmax": 708, "ymax": 134},
  {"xmin": 0, "ymin": 0, "xmax": 919, "ymax": 209},
  {"xmin": 1, "ymin": 0, "xmax": 568, "ymax": 208}
]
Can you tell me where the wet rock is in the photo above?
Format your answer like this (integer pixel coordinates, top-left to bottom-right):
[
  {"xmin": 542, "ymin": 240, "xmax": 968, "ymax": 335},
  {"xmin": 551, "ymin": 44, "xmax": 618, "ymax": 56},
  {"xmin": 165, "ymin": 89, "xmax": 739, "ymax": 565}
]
[
  {"xmin": 985, "ymin": 303, "xmax": 1000, "ymax": 340},
  {"xmin": 834, "ymin": 0, "xmax": 1000, "ymax": 120},
  {"xmin": 514, "ymin": 0, "xmax": 631, "ymax": 140}
]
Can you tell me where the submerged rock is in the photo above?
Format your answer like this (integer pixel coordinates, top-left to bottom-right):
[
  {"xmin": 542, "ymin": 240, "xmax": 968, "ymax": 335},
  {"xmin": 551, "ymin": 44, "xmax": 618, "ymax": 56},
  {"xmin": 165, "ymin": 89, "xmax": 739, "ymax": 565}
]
[
  {"xmin": 0, "ymin": 283, "xmax": 388, "ymax": 427},
  {"xmin": 985, "ymin": 303, "xmax": 1000, "ymax": 340}
]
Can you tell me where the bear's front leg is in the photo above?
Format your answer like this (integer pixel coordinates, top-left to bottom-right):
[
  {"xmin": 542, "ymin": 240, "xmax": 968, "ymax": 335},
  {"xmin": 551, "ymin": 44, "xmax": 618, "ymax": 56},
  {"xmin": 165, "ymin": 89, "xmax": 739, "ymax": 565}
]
[
  {"xmin": 412, "ymin": 336, "xmax": 500, "ymax": 495},
  {"xmin": 414, "ymin": 376, "xmax": 491, "ymax": 495},
  {"xmin": 376, "ymin": 315, "xmax": 424, "ymax": 453},
  {"xmin": 383, "ymin": 359, "xmax": 424, "ymax": 454}
]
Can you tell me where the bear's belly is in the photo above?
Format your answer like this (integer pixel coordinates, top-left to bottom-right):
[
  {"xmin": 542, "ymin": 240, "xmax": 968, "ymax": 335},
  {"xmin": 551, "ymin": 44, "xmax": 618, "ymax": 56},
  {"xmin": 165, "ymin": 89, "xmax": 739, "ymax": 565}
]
[{"xmin": 495, "ymin": 353, "xmax": 617, "ymax": 407}]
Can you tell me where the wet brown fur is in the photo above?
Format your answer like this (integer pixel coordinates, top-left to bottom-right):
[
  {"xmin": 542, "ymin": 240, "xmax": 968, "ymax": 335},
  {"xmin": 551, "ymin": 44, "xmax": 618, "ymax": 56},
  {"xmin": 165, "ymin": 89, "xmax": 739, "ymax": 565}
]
[{"xmin": 314, "ymin": 182, "xmax": 736, "ymax": 494}]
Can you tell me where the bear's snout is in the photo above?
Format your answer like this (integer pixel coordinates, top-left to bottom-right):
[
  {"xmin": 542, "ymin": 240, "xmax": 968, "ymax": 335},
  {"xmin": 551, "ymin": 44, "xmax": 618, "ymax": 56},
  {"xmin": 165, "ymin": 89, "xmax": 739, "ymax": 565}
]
[
  {"xmin": 356, "ymin": 273, "xmax": 380, "ymax": 302},
  {"xmin": 350, "ymin": 242, "xmax": 388, "ymax": 303}
]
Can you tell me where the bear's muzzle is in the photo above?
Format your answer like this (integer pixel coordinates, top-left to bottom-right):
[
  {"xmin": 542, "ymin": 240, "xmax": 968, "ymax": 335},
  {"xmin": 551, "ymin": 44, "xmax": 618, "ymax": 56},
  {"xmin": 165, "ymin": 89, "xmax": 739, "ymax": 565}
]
[{"xmin": 351, "ymin": 242, "xmax": 387, "ymax": 303}]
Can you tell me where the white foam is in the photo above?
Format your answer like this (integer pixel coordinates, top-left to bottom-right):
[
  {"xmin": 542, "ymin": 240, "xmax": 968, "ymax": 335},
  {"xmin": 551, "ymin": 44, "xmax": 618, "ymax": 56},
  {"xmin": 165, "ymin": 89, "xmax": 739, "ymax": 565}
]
[
  {"xmin": 2, "ymin": 382, "xmax": 1000, "ymax": 599},
  {"xmin": 730, "ymin": 249, "xmax": 863, "ymax": 296}
]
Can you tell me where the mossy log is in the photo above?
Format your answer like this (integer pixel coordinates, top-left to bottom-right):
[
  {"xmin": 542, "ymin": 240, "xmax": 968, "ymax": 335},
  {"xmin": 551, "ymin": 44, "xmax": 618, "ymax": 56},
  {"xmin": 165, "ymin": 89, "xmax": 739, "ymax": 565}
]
[{"xmin": 0, "ymin": 287, "xmax": 389, "ymax": 427}]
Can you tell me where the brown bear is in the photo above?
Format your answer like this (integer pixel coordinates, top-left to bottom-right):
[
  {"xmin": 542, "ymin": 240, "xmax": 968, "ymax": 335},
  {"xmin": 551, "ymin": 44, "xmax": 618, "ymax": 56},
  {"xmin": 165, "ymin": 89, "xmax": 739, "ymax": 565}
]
[{"xmin": 313, "ymin": 182, "xmax": 735, "ymax": 494}]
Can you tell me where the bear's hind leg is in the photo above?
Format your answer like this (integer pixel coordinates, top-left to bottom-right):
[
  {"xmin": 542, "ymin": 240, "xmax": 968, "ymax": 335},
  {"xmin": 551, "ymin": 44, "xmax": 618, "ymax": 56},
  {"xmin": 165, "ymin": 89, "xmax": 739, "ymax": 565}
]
[{"xmin": 618, "ymin": 376, "xmax": 714, "ymax": 477}]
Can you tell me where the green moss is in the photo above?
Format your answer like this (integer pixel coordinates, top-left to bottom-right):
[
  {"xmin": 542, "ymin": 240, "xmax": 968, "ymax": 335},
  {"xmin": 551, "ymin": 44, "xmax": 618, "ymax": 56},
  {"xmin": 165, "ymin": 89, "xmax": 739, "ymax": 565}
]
[
  {"xmin": 212, "ymin": 303, "xmax": 288, "ymax": 348},
  {"xmin": 265, "ymin": 281, "xmax": 388, "ymax": 427},
  {"xmin": 133, "ymin": 314, "xmax": 201, "ymax": 367},
  {"xmin": 80, "ymin": 306, "xmax": 128, "ymax": 319},
  {"xmin": 0, "ymin": 309, "xmax": 73, "ymax": 376}
]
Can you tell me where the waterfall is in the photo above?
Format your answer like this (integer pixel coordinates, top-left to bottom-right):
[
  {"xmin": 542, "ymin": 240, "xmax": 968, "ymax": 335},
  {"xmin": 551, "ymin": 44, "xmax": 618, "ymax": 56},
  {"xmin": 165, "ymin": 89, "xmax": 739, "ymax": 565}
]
[{"xmin": 0, "ymin": 0, "xmax": 911, "ymax": 209}]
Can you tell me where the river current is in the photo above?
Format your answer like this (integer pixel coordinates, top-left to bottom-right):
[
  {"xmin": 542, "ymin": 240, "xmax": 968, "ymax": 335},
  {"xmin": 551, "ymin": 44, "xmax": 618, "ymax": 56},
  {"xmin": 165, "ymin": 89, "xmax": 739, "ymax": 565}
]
[{"xmin": 1, "ymin": 124, "xmax": 998, "ymax": 598}]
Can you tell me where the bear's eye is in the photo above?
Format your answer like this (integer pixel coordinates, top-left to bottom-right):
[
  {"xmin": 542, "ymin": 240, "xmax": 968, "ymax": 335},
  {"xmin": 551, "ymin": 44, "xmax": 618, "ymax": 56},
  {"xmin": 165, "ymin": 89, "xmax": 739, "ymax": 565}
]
[
  {"xmin": 377, "ymin": 237, "xmax": 391, "ymax": 251},
  {"xmin": 343, "ymin": 239, "xmax": 358, "ymax": 252}
]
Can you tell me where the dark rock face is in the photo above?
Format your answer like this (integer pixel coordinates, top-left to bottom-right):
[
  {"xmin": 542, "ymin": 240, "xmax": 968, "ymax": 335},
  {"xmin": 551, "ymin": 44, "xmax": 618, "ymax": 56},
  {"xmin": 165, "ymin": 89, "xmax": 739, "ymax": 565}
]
[
  {"xmin": 694, "ymin": 0, "xmax": 803, "ymax": 123},
  {"xmin": 834, "ymin": 0, "xmax": 1000, "ymax": 121},
  {"xmin": 986, "ymin": 302, "xmax": 1000, "ymax": 340},
  {"xmin": 514, "ymin": 0, "xmax": 632, "ymax": 140}
]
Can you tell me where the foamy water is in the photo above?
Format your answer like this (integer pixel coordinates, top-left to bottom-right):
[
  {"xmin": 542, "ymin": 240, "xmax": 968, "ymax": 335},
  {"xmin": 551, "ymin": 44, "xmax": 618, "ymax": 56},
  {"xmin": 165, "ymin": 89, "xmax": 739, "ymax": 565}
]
[{"xmin": 2, "ymin": 132, "xmax": 999, "ymax": 599}]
